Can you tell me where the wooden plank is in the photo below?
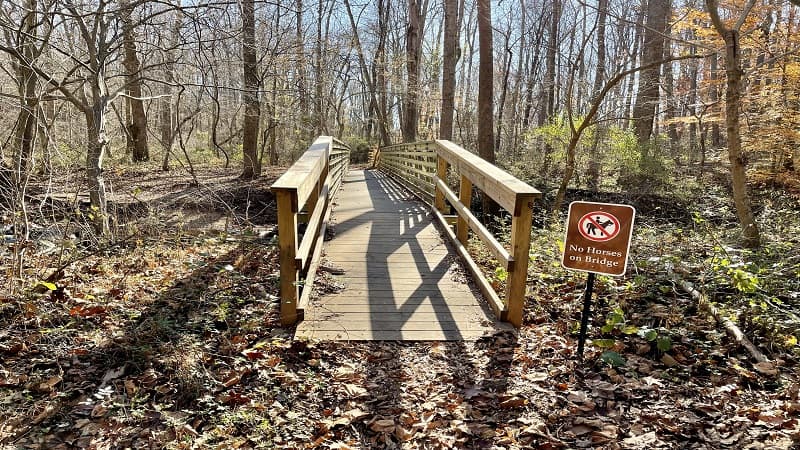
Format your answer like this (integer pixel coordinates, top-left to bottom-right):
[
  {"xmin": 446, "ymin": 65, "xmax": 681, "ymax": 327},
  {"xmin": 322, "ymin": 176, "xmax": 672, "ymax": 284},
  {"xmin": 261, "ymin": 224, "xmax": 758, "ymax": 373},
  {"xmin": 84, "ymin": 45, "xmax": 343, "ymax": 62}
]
[
  {"xmin": 302, "ymin": 309, "xmax": 492, "ymax": 321},
  {"xmin": 335, "ymin": 279, "xmax": 470, "ymax": 289},
  {"xmin": 293, "ymin": 329, "xmax": 500, "ymax": 341},
  {"xmin": 319, "ymin": 286, "xmax": 482, "ymax": 306},
  {"xmin": 299, "ymin": 319, "xmax": 501, "ymax": 331}
]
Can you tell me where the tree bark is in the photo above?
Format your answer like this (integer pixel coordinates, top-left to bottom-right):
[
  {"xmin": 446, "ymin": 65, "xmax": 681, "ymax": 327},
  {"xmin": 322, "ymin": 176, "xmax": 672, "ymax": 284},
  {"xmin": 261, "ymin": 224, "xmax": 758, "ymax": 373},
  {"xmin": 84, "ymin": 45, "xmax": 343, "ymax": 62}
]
[
  {"xmin": 632, "ymin": 0, "xmax": 669, "ymax": 144},
  {"xmin": 439, "ymin": 0, "xmax": 458, "ymax": 140},
  {"xmin": 343, "ymin": 0, "xmax": 391, "ymax": 146},
  {"xmin": 241, "ymin": 0, "xmax": 261, "ymax": 178},
  {"xmin": 539, "ymin": 0, "xmax": 560, "ymax": 127},
  {"xmin": 12, "ymin": 0, "xmax": 39, "ymax": 178},
  {"xmin": 120, "ymin": 0, "xmax": 149, "ymax": 162},
  {"xmin": 477, "ymin": 0, "xmax": 497, "ymax": 216},
  {"xmin": 296, "ymin": 0, "xmax": 308, "ymax": 139},
  {"xmin": 706, "ymin": 0, "xmax": 760, "ymax": 248},
  {"xmin": 403, "ymin": 0, "xmax": 425, "ymax": 142},
  {"xmin": 587, "ymin": 0, "xmax": 608, "ymax": 191}
]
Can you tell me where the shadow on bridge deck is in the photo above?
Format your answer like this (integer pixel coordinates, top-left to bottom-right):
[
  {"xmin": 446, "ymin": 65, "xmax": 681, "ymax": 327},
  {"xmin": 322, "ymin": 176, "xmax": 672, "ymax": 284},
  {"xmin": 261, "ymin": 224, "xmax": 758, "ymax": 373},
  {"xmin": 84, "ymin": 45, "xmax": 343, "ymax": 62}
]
[{"xmin": 295, "ymin": 169, "xmax": 511, "ymax": 341}]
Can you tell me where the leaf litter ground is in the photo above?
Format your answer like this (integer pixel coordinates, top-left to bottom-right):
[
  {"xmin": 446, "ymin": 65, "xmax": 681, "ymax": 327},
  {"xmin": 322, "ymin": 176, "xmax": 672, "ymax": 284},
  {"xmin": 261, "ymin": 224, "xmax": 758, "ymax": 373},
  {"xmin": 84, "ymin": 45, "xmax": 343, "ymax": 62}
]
[{"xmin": 1, "ymin": 166, "xmax": 798, "ymax": 449}]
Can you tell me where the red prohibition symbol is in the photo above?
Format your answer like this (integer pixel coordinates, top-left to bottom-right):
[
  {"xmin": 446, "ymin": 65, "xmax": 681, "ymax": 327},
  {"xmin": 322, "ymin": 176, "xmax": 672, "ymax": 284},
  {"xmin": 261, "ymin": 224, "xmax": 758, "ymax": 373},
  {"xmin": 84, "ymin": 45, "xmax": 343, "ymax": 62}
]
[{"xmin": 578, "ymin": 211, "xmax": 621, "ymax": 242}]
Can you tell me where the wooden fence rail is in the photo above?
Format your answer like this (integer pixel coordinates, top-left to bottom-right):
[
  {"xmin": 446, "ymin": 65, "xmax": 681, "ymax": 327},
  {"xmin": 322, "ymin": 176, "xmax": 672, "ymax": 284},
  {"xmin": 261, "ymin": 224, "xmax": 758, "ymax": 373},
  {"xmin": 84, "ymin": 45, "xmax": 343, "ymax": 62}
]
[
  {"xmin": 375, "ymin": 140, "xmax": 540, "ymax": 327},
  {"xmin": 270, "ymin": 136, "xmax": 350, "ymax": 325}
]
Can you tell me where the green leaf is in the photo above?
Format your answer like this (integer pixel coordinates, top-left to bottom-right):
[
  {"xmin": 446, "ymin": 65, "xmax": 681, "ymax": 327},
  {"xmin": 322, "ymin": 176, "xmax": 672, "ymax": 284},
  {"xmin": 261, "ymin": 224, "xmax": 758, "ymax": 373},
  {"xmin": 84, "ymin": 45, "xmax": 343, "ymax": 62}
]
[
  {"xmin": 657, "ymin": 337, "xmax": 673, "ymax": 352},
  {"xmin": 592, "ymin": 338, "xmax": 616, "ymax": 349},
  {"xmin": 600, "ymin": 351, "xmax": 626, "ymax": 367},
  {"xmin": 37, "ymin": 281, "xmax": 57, "ymax": 291},
  {"xmin": 644, "ymin": 329, "xmax": 658, "ymax": 341},
  {"xmin": 621, "ymin": 325, "xmax": 639, "ymax": 335}
]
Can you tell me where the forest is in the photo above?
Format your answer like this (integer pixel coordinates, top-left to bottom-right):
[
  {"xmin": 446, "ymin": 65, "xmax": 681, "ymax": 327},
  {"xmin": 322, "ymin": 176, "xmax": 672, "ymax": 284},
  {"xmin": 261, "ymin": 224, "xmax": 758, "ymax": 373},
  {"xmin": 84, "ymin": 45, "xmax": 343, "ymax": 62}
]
[{"xmin": 1, "ymin": 0, "xmax": 799, "ymax": 447}]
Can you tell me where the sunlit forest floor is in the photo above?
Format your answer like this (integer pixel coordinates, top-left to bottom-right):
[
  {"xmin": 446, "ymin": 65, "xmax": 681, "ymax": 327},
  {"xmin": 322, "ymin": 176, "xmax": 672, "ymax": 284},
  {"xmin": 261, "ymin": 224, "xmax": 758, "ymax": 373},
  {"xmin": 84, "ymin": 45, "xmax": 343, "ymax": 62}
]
[{"xmin": 1, "ymin": 163, "xmax": 798, "ymax": 449}]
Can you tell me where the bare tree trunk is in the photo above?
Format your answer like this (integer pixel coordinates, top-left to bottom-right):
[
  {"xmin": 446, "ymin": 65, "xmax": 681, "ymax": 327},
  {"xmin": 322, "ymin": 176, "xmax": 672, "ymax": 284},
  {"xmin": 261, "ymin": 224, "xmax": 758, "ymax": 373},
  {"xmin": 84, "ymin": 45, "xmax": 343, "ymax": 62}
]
[
  {"xmin": 120, "ymin": 0, "xmax": 149, "ymax": 162},
  {"xmin": 12, "ymin": 0, "xmax": 38, "ymax": 178},
  {"xmin": 495, "ymin": 28, "xmax": 512, "ymax": 154},
  {"xmin": 539, "ymin": 0, "xmax": 560, "ymax": 127},
  {"xmin": 314, "ymin": 0, "xmax": 326, "ymax": 135},
  {"xmin": 709, "ymin": 52, "xmax": 722, "ymax": 147},
  {"xmin": 241, "ymin": 0, "xmax": 261, "ymax": 178},
  {"xmin": 706, "ymin": 0, "xmax": 760, "ymax": 248},
  {"xmin": 587, "ymin": 0, "xmax": 608, "ymax": 191},
  {"xmin": 623, "ymin": 2, "xmax": 644, "ymax": 127},
  {"xmin": 343, "ymin": 0, "xmax": 391, "ymax": 146},
  {"xmin": 632, "ymin": 0, "xmax": 668, "ymax": 144},
  {"xmin": 296, "ymin": 0, "xmax": 308, "ymax": 139},
  {"xmin": 477, "ymin": 0, "xmax": 497, "ymax": 216},
  {"xmin": 85, "ymin": 102, "xmax": 110, "ymax": 235},
  {"xmin": 403, "ymin": 0, "xmax": 425, "ymax": 142},
  {"xmin": 439, "ymin": 0, "xmax": 458, "ymax": 140}
]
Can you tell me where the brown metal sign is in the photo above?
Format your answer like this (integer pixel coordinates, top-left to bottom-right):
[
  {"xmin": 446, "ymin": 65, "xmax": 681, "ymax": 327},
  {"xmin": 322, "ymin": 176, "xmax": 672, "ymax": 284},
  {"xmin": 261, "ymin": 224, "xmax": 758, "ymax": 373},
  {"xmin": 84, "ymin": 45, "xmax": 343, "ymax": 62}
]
[{"xmin": 561, "ymin": 201, "xmax": 636, "ymax": 276}]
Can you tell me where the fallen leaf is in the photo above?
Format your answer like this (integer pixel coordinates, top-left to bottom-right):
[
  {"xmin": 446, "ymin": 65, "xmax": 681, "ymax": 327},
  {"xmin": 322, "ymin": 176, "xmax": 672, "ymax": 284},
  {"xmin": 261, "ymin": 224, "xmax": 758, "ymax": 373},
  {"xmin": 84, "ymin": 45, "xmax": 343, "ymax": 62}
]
[
  {"xmin": 661, "ymin": 354, "xmax": 678, "ymax": 367},
  {"xmin": 38, "ymin": 375, "xmax": 62, "ymax": 392},
  {"xmin": 102, "ymin": 366, "xmax": 125, "ymax": 385},
  {"xmin": 754, "ymin": 361, "xmax": 779, "ymax": 377},
  {"xmin": 499, "ymin": 395, "xmax": 528, "ymax": 409},
  {"xmin": 342, "ymin": 383, "xmax": 368, "ymax": 398},
  {"xmin": 370, "ymin": 418, "xmax": 395, "ymax": 433}
]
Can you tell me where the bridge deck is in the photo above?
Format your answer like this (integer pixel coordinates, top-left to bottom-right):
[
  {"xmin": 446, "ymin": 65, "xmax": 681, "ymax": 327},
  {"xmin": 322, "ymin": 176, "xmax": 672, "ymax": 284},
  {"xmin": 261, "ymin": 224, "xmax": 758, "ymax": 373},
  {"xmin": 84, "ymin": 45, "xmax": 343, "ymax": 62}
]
[{"xmin": 295, "ymin": 169, "xmax": 509, "ymax": 341}]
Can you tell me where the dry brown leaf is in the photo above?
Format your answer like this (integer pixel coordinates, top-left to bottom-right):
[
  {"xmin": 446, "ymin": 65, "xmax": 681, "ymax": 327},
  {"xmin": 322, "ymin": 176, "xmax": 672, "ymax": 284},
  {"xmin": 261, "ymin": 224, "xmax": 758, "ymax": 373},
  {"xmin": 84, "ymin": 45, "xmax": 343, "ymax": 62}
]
[
  {"xmin": 37, "ymin": 375, "xmax": 62, "ymax": 392},
  {"xmin": 499, "ymin": 395, "xmax": 528, "ymax": 409},
  {"xmin": 370, "ymin": 418, "xmax": 395, "ymax": 433},
  {"xmin": 661, "ymin": 354, "xmax": 679, "ymax": 367},
  {"xmin": 124, "ymin": 379, "xmax": 137, "ymax": 397},
  {"xmin": 394, "ymin": 425, "xmax": 414, "ymax": 441},
  {"xmin": 342, "ymin": 383, "xmax": 368, "ymax": 398},
  {"xmin": 754, "ymin": 361, "xmax": 779, "ymax": 377}
]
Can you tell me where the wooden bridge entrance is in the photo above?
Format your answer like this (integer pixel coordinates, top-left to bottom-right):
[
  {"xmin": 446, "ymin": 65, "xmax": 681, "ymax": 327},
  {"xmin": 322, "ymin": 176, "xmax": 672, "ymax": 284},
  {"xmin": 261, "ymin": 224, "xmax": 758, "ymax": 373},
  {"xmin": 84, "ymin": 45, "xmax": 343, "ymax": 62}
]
[{"xmin": 271, "ymin": 137, "xmax": 540, "ymax": 341}]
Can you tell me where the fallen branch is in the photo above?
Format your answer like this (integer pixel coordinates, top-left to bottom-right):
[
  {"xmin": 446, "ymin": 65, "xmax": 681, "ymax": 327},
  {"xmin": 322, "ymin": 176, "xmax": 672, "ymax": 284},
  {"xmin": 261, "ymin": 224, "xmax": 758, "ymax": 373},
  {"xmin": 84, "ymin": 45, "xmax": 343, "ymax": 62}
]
[{"xmin": 667, "ymin": 264, "xmax": 769, "ymax": 363}]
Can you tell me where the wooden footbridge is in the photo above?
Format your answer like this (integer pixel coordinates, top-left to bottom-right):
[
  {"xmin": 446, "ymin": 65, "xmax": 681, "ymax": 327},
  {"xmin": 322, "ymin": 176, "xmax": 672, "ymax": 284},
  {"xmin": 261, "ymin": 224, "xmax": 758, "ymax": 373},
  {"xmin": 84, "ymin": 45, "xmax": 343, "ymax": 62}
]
[{"xmin": 270, "ymin": 137, "xmax": 540, "ymax": 341}]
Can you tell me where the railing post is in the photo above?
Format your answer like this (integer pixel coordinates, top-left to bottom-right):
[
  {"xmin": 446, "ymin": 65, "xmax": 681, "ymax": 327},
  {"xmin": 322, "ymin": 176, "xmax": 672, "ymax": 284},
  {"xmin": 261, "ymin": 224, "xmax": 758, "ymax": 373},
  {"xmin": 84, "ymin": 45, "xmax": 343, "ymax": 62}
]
[
  {"xmin": 505, "ymin": 195, "xmax": 535, "ymax": 327},
  {"xmin": 456, "ymin": 175, "xmax": 473, "ymax": 245},
  {"xmin": 275, "ymin": 189, "xmax": 299, "ymax": 325},
  {"xmin": 434, "ymin": 153, "xmax": 448, "ymax": 213}
]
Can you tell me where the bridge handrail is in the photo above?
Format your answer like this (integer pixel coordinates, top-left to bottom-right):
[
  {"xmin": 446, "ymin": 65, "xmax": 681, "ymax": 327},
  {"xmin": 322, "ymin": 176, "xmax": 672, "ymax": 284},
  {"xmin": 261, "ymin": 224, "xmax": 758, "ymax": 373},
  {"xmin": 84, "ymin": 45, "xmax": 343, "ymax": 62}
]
[
  {"xmin": 271, "ymin": 136, "xmax": 350, "ymax": 325},
  {"xmin": 375, "ymin": 140, "xmax": 540, "ymax": 327}
]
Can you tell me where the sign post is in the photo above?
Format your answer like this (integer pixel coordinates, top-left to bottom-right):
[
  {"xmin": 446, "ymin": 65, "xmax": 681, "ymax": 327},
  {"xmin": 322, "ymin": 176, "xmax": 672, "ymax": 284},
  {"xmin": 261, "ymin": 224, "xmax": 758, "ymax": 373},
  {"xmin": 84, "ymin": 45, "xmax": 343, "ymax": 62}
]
[{"xmin": 561, "ymin": 201, "xmax": 636, "ymax": 359}]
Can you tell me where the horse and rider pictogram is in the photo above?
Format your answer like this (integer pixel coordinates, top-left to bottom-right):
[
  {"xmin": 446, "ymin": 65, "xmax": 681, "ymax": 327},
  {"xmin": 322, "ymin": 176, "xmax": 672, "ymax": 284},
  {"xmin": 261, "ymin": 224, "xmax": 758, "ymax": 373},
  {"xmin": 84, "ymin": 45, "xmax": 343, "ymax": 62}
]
[{"xmin": 578, "ymin": 211, "xmax": 620, "ymax": 242}]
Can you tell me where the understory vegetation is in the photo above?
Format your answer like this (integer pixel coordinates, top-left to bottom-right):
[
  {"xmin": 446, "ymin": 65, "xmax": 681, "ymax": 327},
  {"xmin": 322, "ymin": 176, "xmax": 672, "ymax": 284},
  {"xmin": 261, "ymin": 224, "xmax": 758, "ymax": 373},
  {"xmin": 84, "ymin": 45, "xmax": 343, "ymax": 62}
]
[{"xmin": 1, "ymin": 154, "xmax": 798, "ymax": 448}]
